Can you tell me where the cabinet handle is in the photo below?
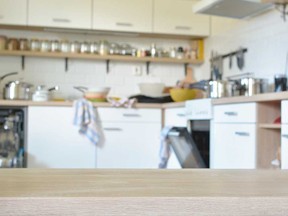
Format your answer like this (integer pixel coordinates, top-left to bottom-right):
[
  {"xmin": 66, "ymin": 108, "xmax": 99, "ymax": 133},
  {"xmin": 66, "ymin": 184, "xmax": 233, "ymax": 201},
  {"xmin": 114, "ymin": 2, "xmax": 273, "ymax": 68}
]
[
  {"xmin": 103, "ymin": 128, "xmax": 122, "ymax": 131},
  {"xmin": 224, "ymin": 112, "xmax": 238, "ymax": 116},
  {"xmin": 177, "ymin": 113, "xmax": 185, "ymax": 117},
  {"xmin": 52, "ymin": 18, "xmax": 71, "ymax": 23},
  {"xmin": 123, "ymin": 114, "xmax": 141, "ymax": 117},
  {"xmin": 282, "ymin": 134, "xmax": 288, "ymax": 139},
  {"xmin": 235, "ymin": 132, "xmax": 250, "ymax": 137},
  {"xmin": 116, "ymin": 22, "xmax": 133, "ymax": 27},
  {"xmin": 175, "ymin": 26, "xmax": 191, "ymax": 30}
]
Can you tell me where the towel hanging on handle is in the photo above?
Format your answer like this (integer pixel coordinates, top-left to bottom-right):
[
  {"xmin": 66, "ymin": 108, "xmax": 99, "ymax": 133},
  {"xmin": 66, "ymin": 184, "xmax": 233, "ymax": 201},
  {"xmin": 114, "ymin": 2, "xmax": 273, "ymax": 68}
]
[{"xmin": 73, "ymin": 98, "xmax": 99, "ymax": 145}]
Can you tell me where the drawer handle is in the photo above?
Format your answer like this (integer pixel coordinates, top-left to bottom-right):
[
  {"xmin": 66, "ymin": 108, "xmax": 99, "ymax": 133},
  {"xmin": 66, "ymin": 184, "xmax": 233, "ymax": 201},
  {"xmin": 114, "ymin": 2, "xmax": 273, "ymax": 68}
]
[
  {"xmin": 123, "ymin": 114, "xmax": 141, "ymax": 117},
  {"xmin": 224, "ymin": 112, "xmax": 238, "ymax": 116},
  {"xmin": 282, "ymin": 134, "xmax": 288, "ymax": 139},
  {"xmin": 177, "ymin": 113, "xmax": 186, "ymax": 117},
  {"xmin": 175, "ymin": 26, "xmax": 191, "ymax": 30},
  {"xmin": 52, "ymin": 18, "xmax": 71, "ymax": 23},
  {"xmin": 235, "ymin": 132, "xmax": 250, "ymax": 137},
  {"xmin": 103, "ymin": 128, "xmax": 122, "ymax": 131},
  {"xmin": 116, "ymin": 22, "xmax": 133, "ymax": 27}
]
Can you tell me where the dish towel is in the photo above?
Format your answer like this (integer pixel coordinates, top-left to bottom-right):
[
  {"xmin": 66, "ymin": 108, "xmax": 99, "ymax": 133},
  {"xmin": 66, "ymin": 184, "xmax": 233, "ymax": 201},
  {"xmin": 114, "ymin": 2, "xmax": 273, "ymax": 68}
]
[
  {"xmin": 73, "ymin": 98, "xmax": 99, "ymax": 145},
  {"xmin": 158, "ymin": 126, "xmax": 173, "ymax": 169},
  {"xmin": 107, "ymin": 97, "xmax": 137, "ymax": 108}
]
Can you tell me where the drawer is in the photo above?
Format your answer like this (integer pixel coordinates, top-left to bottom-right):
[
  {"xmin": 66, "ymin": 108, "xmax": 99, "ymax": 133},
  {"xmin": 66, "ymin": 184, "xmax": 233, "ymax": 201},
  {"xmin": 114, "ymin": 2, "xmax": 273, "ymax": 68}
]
[
  {"xmin": 96, "ymin": 108, "xmax": 161, "ymax": 123},
  {"xmin": 185, "ymin": 99, "xmax": 212, "ymax": 120},
  {"xmin": 165, "ymin": 108, "xmax": 187, "ymax": 127},
  {"xmin": 214, "ymin": 103, "xmax": 257, "ymax": 123},
  {"xmin": 282, "ymin": 100, "xmax": 288, "ymax": 124}
]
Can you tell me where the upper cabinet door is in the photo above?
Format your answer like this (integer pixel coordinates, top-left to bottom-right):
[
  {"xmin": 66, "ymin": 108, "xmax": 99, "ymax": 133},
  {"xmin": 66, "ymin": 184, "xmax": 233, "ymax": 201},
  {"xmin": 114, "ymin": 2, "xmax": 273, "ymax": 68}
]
[
  {"xmin": 154, "ymin": 0, "xmax": 210, "ymax": 36},
  {"xmin": 0, "ymin": 0, "xmax": 27, "ymax": 25},
  {"xmin": 28, "ymin": 0, "xmax": 92, "ymax": 29},
  {"xmin": 93, "ymin": 0, "xmax": 153, "ymax": 33}
]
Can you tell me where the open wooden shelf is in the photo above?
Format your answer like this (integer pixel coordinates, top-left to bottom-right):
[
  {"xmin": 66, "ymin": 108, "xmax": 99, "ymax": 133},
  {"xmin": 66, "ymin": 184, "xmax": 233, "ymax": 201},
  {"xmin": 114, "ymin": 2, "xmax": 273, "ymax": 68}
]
[
  {"xmin": 0, "ymin": 50, "xmax": 203, "ymax": 64},
  {"xmin": 0, "ymin": 50, "xmax": 203, "ymax": 73},
  {"xmin": 259, "ymin": 124, "xmax": 281, "ymax": 129}
]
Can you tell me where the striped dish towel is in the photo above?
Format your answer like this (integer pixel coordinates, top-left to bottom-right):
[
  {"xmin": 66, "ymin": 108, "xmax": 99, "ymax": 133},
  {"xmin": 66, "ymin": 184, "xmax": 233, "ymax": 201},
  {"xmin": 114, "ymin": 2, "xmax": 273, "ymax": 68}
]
[
  {"xmin": 158, "ymin": 126, "xmax": 173, "ymax": 169},
  {"xmin": 73, "ymin": 98, "xmax": 99, "ymax": 145}
]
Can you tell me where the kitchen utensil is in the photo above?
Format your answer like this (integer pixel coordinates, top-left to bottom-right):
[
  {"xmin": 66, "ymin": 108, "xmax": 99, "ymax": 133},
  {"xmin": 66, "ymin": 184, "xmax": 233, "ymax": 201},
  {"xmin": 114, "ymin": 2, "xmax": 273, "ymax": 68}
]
[
  {"xmin": 236, "ymin": 49, "xmax": 245, "ymax": 70},
  {"xmin": 138, "ymin": 83, "xmax": 165, "ymax": 97},
  {"xmin": 32, "ymin": 85, "xmax": 59, "ymax": 101},
  {"xmin": 4, "ymin": 80, "xmax": 33, "ymax": 100},
  {"xmin": 74, "ymin": 86, "xmax": 110, "ymax": 102},
  {"xmin": 207, "ymin": 80, "xmax": 228, "ymax": 98},
  {"xmin": 274, "ymin": 74, "xmax": 287, "ymax": 92}
]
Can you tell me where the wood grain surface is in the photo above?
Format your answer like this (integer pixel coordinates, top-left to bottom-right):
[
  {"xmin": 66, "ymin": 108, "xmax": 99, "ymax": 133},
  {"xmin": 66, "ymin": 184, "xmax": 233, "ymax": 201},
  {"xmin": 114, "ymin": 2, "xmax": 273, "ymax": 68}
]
[{"xmin": 0, "ymin": 169, "xmax": 288, "ymax": 215}]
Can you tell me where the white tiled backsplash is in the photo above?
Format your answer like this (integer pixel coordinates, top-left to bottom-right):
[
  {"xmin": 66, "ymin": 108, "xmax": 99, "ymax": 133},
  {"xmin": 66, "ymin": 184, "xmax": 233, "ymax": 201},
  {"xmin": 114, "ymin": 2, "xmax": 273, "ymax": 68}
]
[
  {"xmin": 0, "ymin": 29, "xmax": 191, "ymax": 99},
  {"xmin": 0, "ymin": 9, "xmax": 287, "ymax": 99},
  {"xmin": 199, "ymin": 9, "xmax": 288, "ymax": 90}
]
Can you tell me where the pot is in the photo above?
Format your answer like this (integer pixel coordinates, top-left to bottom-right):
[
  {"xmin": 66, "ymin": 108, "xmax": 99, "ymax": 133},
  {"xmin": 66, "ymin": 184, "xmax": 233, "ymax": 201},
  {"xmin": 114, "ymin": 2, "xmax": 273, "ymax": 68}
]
[
  {"xmin": 32, "ymin": 85, "xmax": 59, "ymax": 101},
  {"xmin": 4, "ymin": 80, "xmax": 33, "ymax": 100},
  {"xmin": 228, "ymin": 78, "xmax": 268, "ymax": 96},
  {"xmin": 207, "ymin": 80, "xmax": 228, "ymax": 98}
]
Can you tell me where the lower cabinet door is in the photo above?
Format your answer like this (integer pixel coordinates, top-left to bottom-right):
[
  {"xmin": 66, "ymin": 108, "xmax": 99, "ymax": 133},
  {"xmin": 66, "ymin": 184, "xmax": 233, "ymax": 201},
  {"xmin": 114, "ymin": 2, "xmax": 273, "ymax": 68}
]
[
  {"xmin": 27, "ymin": 107, "xmax": 96, "ymax": 168},
  {"xmin": 97, "ymin": 122, "xmax": 161, "ymax": 168},
  {"xmin": 281, "ymin": 125, "xmax": 288, "ymax": 169},
  {"xmin": 212, "ymin": 123, "xmax": 256, "ymax": 169}
]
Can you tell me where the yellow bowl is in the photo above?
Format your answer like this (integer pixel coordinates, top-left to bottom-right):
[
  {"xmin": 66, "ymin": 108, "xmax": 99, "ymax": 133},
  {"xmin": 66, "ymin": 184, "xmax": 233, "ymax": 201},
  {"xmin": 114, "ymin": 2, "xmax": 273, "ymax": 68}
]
[{"xmin": 169, "ymin": 88, "xmax": 198, "ymax": 102}]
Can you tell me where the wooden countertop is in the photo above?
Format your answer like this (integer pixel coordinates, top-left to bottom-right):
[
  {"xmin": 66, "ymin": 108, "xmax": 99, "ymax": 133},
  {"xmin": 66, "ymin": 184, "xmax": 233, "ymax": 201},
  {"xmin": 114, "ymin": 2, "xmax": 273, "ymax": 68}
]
[
  {"xmin": 213, "ymin": 91, "xmax": 288, "ymax": 105},
  {"xmin": 0, "ymin": 99, "xmax": 185, "ymax": 109},
  {"xmin": 1, "ymin": 169, "xmax": 288, "ymax": 215}
]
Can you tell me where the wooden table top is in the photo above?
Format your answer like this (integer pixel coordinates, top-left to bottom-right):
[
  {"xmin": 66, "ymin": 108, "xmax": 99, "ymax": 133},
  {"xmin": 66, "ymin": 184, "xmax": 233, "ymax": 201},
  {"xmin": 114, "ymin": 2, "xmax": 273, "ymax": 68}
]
[{"xmin": 1, "ymin": 169, "xmax": 288, "ymax": 216}]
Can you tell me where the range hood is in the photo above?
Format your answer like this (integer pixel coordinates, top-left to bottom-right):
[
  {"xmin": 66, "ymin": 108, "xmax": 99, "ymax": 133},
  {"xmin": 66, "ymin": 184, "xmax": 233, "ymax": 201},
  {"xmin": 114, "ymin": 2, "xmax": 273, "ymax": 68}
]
[{"xmin": 193, "ymin": 0, "xmax": 273, "ymax": 19}]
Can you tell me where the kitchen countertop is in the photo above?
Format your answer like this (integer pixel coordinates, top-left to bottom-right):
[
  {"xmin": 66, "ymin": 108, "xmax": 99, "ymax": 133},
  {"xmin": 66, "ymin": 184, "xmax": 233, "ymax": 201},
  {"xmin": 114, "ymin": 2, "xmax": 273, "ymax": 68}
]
[
  {"xmin": 0, "ymin": 169, "xmax": 288, "ymax": 215},
  {"xmin": 0, "ymin": 99, "xmax": 185, "ymax": 109}
]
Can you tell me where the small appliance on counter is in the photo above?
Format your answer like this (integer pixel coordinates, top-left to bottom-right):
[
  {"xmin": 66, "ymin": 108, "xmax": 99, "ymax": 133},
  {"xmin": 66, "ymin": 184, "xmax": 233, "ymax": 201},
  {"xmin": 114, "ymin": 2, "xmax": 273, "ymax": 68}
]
[{"xmin": 32, "ymin": 85, "xmax": 59, "ymax": 102}]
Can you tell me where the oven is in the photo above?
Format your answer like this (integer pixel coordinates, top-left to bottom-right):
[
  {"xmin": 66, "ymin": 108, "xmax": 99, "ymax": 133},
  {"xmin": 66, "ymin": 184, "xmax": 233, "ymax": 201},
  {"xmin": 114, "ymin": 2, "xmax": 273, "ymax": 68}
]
[{"xmin": 167, "ymin": 99, "xmax": 212, "ymax": 168}]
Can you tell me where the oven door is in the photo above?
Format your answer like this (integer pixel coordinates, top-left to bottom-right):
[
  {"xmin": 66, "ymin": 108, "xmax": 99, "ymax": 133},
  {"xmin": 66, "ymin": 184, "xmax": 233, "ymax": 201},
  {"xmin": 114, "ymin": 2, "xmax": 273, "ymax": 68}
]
[{"xmin": 167, "ymin": 127, "xmax": 207, "ymax": 168}]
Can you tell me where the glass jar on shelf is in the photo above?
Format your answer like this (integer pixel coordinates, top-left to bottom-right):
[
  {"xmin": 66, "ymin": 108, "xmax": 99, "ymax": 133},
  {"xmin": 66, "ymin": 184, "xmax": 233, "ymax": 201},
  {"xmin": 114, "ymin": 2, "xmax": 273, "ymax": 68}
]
[
  {"xmin": 30, "ymin": 39, "xmax": 40, "ymax": 51},
  {"xmin": 7, "ymin": 38, "xmax": 19, "ymax": 51},
  {"xmin": 40, "ymin": 40, "xmax": 51, "ymax": 52},
  {"xmin": 0, "ymin": 36, "xmax": 7, "ymax": 50},
  {"xmin": 89, "ymin": 42, "xmax": 99, "ymax": 54},
  {"xmin": 50, "ymin": 40, "xmax": 60, "ymax": 52},
  {"xmin": 60, "ymin": 40, "xmax": 70, "ymax": 53},
  {"xmin": 19, "ymin": 38, "xmax": 29, "ymax": 51},
  {"xmin": 70, "ymin": 41, "xmax": 80, "ymax": 53},
  {"xmin": 80, "ymin": 41, "xmax": 89, "ymax": 54},
  {"xmin": 99, "ymin": 40, "xmax": 109, "ymax": 56}
]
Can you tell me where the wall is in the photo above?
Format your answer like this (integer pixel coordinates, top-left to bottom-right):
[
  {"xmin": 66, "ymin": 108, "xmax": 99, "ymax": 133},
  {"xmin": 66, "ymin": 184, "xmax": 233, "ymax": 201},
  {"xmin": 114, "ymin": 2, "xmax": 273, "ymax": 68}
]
[
  {"xmin": 199, "ymin": 9, "xmax": 288, "ymax": 91},
  {"xmin": 0, "ymin": 29, "xmax": 192, "ymax": 100}
]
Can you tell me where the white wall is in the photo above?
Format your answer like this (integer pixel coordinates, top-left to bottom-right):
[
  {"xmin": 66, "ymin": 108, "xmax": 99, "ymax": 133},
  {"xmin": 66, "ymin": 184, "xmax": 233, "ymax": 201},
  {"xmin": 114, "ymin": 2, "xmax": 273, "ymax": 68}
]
[
  {"xmin": 198, "ymin": 9, "xmax": 288, "ymax": 90},
  {"xmin": 0, "ymin": 29, "xmax": 192, "ymax": 100}
]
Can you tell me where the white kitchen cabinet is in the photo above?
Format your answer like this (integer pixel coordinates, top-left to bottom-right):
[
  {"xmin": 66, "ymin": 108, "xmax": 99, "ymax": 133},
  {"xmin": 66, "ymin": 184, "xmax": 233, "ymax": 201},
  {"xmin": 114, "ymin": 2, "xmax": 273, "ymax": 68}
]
[
  {"xmin": 0, "ymin": 0, "xmax": 27, "ymax": 25},
  {"xmin": 28, "ymin": 0, "xmax": 92, "ymax": 29},
  {"xmin": 27, "ymin": 107, "xmax": 96, "ymax": 168},
  {"xmin": 211, "ymin": 103, "xmax": 257, "ymax": 169},
  {"xmin": 281, "ymin": 125, "xmax": 288, "ymax": 169},
  {"xmin": 281, "ymin": 100, "xmax": 288, "ymax": 169},
  {"xmin": 212, "ymin": 123, "xmax": 256, "ymax": 169},
  {"xmin": 153, "ymin": 0, "xmax": 210, "ymax": 36},
  {"xmin": 93, "ymin": 0, "xmax": 153, "ymax": 33},
  {"xmin": 96, "ymin": 108, "xmax": 161, "ymax": 169}
]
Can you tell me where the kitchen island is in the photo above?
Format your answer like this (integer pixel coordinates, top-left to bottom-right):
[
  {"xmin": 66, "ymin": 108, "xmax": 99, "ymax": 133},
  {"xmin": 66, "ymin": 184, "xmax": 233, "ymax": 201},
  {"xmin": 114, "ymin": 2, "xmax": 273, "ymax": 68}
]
[{"xmin": 0, "ymin": 169, "xmax": 288, "ymax": 215}]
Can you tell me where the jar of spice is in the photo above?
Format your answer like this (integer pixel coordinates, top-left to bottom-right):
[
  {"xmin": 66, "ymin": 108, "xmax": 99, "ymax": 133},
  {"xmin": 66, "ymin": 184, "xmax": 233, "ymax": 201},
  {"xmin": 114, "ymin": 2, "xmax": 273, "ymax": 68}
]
[
  {"xmin": 99, "ymin": 40, "xmax": 109, "ymax": 56},
  {"xmin": 19, "ymin": 38, "xmax": 29, "ymax": 51},
  {"xmin": 70, "ymin": 41, "xmax": 80, "ymax": 53},
  {"xmin": 0, "ymin": 36, "xmax": 7, "ymax": 50},
  {"xmin": 51, "ymin": 40, "xmax": 60, "ymax": 52},
  {"xmin": 30, "ymin": 39, "xmax": 40, "ymax": 51},
  {"xmin": 40, "ymin": 40, "xmax": 51, "ymax": 52},
  {"xmin": 60, "ymin": 40, "xmax": 70, "ymax": 53},
  {"xmin": 7, "ymin": 38, "xmax": 19, "ymax": 51},
  {"xmin": 80, "ymin": 41, "xmax": 89, "ymax": 53}
]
